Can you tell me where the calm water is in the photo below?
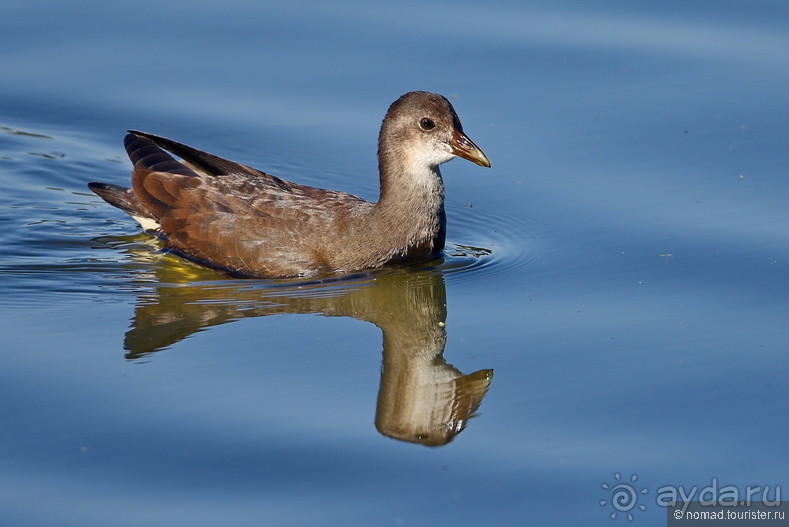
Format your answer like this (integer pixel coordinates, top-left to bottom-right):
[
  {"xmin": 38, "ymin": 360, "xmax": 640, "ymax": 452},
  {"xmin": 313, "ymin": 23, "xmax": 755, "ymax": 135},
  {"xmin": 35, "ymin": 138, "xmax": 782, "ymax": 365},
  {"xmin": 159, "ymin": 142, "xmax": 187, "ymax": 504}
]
[{"xmin": 2, "ymin": 1, "xmax": 788, "ymax": 526}]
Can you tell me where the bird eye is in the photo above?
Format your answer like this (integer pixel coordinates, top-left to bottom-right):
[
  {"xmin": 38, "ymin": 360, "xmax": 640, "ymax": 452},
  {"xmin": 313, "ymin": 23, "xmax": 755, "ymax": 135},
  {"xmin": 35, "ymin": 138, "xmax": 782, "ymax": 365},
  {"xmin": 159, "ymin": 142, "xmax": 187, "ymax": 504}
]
[{"xmin": 419, "ymin": 117, "xmax": 436, "ymax": 130}]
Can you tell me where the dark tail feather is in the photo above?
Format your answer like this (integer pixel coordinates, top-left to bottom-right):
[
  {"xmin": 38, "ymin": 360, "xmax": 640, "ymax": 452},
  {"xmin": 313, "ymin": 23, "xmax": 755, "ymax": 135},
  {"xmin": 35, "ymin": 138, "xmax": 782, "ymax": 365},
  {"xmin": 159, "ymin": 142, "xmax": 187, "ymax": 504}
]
[{"xmin": 88, "ymin": 182, "xmax": 147, "ymax": 217}]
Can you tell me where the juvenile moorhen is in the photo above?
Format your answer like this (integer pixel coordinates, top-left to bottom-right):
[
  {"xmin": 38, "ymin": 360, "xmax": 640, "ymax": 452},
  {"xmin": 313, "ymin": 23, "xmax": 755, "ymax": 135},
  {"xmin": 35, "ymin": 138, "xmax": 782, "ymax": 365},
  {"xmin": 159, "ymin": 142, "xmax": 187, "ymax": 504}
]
[{"xmin": 88, "ymin": 91, "xmax": 490, "ymax": 277}]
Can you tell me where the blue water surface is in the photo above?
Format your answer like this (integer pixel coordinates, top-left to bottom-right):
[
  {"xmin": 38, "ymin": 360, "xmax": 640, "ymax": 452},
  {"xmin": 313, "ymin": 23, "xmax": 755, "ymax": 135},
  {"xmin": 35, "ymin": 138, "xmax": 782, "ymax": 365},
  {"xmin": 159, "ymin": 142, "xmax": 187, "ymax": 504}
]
[{"xmin": 1, "ymin": 1, "xmax": 788, "ymax": 526}]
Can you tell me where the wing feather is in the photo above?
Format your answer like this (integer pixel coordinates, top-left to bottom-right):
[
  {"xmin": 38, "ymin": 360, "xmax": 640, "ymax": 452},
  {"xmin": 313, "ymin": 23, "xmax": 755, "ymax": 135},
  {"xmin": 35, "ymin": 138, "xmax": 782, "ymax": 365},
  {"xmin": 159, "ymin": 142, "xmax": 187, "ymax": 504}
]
[{"xmin": 95, "ymin": 130, "xmax": 375, "ymax": 276}]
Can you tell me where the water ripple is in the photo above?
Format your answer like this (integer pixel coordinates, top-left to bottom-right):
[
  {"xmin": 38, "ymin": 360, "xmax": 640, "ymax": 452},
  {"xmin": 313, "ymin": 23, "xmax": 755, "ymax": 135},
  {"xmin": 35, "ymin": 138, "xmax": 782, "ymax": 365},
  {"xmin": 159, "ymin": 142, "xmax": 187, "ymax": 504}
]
[{"xmin": 439, "ymin": 200, "xmax": 539, "ymax": 283}]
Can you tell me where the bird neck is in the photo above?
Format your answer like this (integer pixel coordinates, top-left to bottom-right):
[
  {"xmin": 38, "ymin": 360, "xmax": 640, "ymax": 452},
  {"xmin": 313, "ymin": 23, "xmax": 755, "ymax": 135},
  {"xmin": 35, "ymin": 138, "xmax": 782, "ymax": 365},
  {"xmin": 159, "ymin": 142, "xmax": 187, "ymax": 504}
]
[{"xmin": 372, "ymin": 149, "xmax": 447, "ymax": 258}]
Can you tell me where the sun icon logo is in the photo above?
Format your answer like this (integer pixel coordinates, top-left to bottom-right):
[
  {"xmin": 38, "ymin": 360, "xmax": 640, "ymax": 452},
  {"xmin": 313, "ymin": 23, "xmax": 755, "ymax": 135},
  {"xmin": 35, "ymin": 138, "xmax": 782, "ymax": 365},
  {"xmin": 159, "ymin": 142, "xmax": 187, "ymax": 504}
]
[{"xmin": 600, "ymin": 473, "xmax": 648, "ymax": 520}]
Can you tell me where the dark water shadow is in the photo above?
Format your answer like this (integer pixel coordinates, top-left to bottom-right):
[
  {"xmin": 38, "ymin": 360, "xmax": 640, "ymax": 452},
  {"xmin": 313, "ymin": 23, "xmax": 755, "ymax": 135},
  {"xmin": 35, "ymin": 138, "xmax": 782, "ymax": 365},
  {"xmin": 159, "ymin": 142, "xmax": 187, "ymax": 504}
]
[{"xmin": 114, "ymin": 254, "xmax": 494, "ymax": 447}]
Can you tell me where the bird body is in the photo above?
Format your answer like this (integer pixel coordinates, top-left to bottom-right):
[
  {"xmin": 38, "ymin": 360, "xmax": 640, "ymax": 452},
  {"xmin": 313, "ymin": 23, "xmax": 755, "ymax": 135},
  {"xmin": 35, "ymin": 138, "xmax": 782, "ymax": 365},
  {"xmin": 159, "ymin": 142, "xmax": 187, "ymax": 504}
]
[{"xmin": 89, "ymin": 91, "xmax": 490, "ymax": 278}]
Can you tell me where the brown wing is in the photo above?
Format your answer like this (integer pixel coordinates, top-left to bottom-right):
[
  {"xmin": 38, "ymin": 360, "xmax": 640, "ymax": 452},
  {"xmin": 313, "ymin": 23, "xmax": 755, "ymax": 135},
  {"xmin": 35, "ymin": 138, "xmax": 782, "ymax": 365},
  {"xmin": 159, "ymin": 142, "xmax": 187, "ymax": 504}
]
[
  {"xmin": 127, "ymin": 130, "xmax": 291, "ymax": 188},
  {"xmin": 125, "ymin": 131, "xmax": 371, "ymax": 277}
]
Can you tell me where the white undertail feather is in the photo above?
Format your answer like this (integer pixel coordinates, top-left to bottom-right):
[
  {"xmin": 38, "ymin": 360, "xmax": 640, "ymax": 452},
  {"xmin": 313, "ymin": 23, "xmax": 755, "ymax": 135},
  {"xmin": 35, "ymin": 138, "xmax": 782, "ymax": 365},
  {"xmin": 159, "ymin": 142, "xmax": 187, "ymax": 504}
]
[{"xmin": 132, "ymin": 215, "xmax": 160, "ymax": 232}]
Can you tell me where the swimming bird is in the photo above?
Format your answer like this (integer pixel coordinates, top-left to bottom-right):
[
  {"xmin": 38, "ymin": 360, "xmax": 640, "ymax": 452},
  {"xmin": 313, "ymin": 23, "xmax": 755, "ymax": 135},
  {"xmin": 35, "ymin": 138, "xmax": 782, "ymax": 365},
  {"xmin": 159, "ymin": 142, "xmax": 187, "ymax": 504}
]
[{"xmin": 88, "ymin": 91, "xmax": 490, "ymax": 278}]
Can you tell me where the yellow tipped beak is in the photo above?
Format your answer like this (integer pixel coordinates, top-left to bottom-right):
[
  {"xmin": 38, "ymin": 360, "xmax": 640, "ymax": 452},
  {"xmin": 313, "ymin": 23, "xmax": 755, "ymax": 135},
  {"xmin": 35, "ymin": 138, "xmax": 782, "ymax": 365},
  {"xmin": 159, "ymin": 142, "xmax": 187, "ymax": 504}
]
[{"xmin": 450, "ymin": 129, "xmax": 491, "ymax": 168}]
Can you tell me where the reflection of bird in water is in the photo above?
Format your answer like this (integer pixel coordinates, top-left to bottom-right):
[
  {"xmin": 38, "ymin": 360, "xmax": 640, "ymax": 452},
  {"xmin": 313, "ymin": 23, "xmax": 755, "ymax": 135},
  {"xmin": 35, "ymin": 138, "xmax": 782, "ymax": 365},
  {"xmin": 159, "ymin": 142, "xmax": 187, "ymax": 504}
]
[
  {"xmin": 88, "ymin": 91, "xmax": 489, "ymax": 278},
  {"xmin": 111, "ymin": 259, "xmax": 493, "ymax": 447},
  {"xmin": 376, "ymin": 361, "xmax": 493, "ymax": 447}
]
